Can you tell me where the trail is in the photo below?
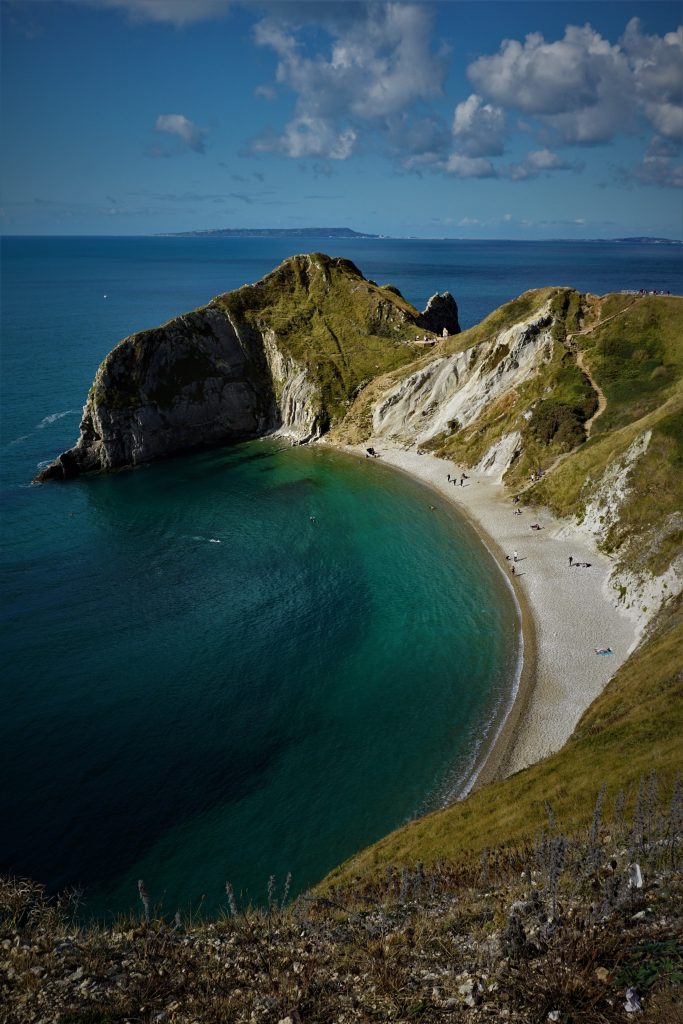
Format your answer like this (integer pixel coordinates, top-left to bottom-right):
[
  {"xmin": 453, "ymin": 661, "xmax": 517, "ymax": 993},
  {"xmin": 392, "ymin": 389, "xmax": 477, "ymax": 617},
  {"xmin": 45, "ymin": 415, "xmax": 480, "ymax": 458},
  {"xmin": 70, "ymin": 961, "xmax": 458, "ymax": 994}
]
[
  {"xmin": 565, "ymin": 295, "xmax": 643, "ymax": 439},
  {"xmin": 518, "ymin": 296, "xmax": 644, "ymax": 492},
  {"xmin": 575, "ymin": 349, "xmax": 607, "ymax": 438}
]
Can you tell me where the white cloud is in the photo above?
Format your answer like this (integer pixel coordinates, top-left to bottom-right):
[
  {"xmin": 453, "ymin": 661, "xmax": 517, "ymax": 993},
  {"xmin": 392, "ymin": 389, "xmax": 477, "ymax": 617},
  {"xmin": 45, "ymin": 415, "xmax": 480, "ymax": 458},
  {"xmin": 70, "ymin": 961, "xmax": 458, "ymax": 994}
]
[
  {"xmin": 452, "ymin": 94, "xmax": 506, "ymax": 156},
  {"xmin": 622, "ymin": 19, "xmax": 683, "ymax": 142},
  {"xmin": 254, "ymin": 115, "xmax": 356, "ymax": 160},
  {"xmin": 154, "ymin": 114, "xmax": 208, "ymax": 153},
  {"xmin": 468, "ymin": 19, "xmax": 683, "ymax": 147},
  {"xmin": 446, "ymin": 154, "xmax": 497, "ymax": 178},
  {"xmin": 251, "ymin": 2, "xmax": 446, "ymax": 160},
  {"xmin": 468, "ymin": 24, "xmax": 633, "ymax": 144},
  {"xmin": 507, "ymin": 147, "xmax": 582, "ymax": 180}
]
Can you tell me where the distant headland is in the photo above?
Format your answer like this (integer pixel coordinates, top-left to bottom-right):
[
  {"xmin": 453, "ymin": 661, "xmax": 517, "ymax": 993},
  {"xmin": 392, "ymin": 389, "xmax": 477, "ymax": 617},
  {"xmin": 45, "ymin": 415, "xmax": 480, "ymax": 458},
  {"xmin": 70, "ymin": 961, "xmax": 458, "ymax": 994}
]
[{"xmin": 159, "ymin": 227, "xmax": 379, "ymax": 238}]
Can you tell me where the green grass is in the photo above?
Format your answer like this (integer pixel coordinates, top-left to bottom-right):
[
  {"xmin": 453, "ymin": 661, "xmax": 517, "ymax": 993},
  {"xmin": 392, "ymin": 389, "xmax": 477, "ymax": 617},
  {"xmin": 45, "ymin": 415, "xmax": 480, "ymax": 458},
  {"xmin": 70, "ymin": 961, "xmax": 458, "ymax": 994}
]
[
  {"xmin": 581, "ymin": 296, "xmax": 683, "ymax": 436},
  {"xmin": 216, "ymin": 253, "xmax": 432, "ymax": 424},
  {"xmin": 321, "ymin": 595, "xmax": 683, "ymax": 889}
]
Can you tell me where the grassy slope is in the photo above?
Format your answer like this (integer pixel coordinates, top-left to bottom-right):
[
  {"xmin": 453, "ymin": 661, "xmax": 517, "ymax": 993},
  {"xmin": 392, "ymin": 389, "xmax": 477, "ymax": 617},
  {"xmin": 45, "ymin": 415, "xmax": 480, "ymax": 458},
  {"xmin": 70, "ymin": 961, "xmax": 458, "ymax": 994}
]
[
  {"xmin": 216, "ymin": 253, "xmax": 433, "ymax": 424},
  {"xmin": 527, "ymin": 295, "xmax": 683, "ymax": 576},
  {"xmin": 322, "ymin": 595, "xmax": 682, "ymax": 890},
  {"xmin": 93, "ymin": 254, "xmax": 431, "ymax": 426}
]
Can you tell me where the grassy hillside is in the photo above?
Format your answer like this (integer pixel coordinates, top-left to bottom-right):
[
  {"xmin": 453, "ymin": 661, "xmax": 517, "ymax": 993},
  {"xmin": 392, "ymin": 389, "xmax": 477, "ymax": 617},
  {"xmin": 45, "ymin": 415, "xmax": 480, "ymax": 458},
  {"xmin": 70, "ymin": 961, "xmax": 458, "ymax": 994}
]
[
  {"xmin": 217, "ymin": 253, "xmax": 436, "ymax": 424},
  {"xmin": 526, "ymin": 294, "xmax": 683, "ymax": 577},
  {"xmin": 322, "ymin": 595, "xmax": 682, "ymax": 888}
]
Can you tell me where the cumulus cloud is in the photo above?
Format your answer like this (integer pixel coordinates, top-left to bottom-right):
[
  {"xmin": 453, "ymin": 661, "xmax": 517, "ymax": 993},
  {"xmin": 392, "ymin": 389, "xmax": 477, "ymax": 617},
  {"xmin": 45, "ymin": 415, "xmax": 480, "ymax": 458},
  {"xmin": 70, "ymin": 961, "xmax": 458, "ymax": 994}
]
[
  {"xmin": 508, "ymin": 148, "xmax": 583, "ymax": 180},
  {"xmin": 154, "ymin": 114, "xmax": 208, "ymax": 153},
  {"xmin": 468, "ymin": 23, "xmax": 633, "ymax": 144},
  {"xmin": 452, "ymin": 94, "xmax": 506, "ymax": 156},
  {"xmin": 251, "ymin": 2, "xmax": 447, "ymax": 160},
  {"xmin": 254, "ymin": 84, "xmax": 277, "ymax": 100},
  {"xmin": 622, "ymin": 19, "xmax": 683, "ymax": 141},
  {"xmin": 467, "ymin": 18, "xmax": 683, "ymax": 147},
  {"xmin": 446, "ymin": 154, "xmax": 497, "ymax": 178},
  {"xmin": 253, "ymin": 115, "xmax": 356, "ymax": 160}
]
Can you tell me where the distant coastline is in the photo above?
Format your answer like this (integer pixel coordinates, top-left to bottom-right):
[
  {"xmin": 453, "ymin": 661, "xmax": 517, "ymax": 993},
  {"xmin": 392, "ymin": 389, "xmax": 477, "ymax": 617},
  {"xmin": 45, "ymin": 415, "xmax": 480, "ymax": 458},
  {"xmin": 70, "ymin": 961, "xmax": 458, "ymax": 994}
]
[
  {"xmin": 156, "ymin": 229, "xmax": 681, "ymax": 243},
  {"xmin": 158, "ymin": 227, "xmax": 380, "ymax": 238}
]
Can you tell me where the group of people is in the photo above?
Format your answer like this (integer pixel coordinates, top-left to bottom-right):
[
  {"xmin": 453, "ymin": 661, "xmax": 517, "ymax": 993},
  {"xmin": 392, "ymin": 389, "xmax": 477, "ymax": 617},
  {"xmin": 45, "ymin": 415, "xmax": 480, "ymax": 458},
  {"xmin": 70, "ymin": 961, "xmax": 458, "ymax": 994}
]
[{"xmin": 446, "ymin": 472, "xmax": 469, "ymax": 487}]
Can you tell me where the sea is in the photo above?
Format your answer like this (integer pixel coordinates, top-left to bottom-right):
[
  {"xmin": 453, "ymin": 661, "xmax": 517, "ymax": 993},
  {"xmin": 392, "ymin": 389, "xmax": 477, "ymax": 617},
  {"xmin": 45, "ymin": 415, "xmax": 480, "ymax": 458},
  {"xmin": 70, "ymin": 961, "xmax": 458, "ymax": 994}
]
[{"xmin": 1, "ymin": 236, "xmax": 680, "ymax": 920}]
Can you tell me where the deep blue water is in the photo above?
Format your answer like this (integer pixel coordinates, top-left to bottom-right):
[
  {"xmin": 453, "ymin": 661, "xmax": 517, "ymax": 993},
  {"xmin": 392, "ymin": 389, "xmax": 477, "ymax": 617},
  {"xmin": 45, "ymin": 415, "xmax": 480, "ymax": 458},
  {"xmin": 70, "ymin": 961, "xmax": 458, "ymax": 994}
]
[{"xmin": 1, "ymin": 237, "xmax": 680, "ymax": 919}]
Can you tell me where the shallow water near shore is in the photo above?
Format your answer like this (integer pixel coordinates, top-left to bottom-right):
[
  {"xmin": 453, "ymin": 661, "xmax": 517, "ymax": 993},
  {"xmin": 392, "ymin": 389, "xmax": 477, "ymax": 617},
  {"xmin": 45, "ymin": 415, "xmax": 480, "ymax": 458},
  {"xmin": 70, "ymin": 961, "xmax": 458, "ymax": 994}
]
[{"xmin": 2, "ymin": 235, "xmax": 679, "ymax": 917}]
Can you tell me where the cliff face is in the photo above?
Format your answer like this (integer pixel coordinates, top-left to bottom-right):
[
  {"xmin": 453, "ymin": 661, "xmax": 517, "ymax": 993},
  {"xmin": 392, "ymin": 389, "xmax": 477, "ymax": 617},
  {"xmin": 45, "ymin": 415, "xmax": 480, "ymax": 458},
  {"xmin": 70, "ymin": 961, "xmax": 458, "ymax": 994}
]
[
  {"xmin": 36, "ymin": 253, "xmax": 459, "ymax": 481},
  {"xmin": 371, "ymin": 304, "xmax": 553, "ymax": 448}
]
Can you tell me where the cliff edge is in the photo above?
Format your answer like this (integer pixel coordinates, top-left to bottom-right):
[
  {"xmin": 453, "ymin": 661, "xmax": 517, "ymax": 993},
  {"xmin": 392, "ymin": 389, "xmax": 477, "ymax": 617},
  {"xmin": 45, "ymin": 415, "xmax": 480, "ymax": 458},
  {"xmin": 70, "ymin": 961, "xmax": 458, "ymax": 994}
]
[{"xmin": 35, "ymin": 253, "xmax": 459, "ymax": 481}]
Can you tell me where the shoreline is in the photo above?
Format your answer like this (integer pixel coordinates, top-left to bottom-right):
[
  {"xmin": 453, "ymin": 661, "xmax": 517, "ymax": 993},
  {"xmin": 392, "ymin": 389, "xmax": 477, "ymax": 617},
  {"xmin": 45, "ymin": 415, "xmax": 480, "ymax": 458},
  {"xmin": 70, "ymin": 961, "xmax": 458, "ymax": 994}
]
[{"xmin": 324, "ymin": 439, "xmax": 638, "ymax": 791}]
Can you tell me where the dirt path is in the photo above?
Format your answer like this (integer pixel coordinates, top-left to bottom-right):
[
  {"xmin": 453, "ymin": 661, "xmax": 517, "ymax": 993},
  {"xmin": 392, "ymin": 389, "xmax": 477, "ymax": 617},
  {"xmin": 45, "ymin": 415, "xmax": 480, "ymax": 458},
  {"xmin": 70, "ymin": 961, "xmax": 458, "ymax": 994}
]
[
  {"xmin": 566, "ymin": 295, "xmax": 643, "ymax": 438},
  {"xmin": 575, "ymin": 349, "xmax": 607, "ymax": 437},
  {"xmin": 517, "ymin": 296, "xmax": 644, "ymax": 491}
]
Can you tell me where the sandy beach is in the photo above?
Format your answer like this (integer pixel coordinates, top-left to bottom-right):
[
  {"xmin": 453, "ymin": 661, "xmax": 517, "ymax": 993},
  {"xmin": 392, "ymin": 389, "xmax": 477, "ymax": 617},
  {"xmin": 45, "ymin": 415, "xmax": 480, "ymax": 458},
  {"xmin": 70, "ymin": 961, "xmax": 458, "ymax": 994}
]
[{"xmin": 331, "ymin": 441, "xmax": 639, "ymax": 786}]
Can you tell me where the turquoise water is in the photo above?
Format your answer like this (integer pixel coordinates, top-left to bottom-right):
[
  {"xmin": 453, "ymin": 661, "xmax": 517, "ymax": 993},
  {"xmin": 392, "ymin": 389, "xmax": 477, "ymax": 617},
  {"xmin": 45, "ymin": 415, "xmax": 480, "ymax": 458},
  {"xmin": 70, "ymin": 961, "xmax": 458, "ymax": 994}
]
[{"xmin": 2, "ymin": 237, "xmax": 680, "ymax": 918}]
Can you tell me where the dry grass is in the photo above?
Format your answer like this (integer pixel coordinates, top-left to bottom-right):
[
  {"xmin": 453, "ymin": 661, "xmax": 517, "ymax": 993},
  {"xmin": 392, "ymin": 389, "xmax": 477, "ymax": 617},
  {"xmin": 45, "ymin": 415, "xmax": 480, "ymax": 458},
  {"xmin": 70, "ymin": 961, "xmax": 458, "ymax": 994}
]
[{"xmin": 2, "ymin": 786, "xmax": 680, "ymax": 1023}]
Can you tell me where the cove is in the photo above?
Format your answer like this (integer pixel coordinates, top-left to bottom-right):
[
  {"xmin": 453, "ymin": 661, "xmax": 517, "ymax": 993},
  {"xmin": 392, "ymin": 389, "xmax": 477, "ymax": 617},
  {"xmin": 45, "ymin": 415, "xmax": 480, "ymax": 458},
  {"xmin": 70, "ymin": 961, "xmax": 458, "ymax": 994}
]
[{"xmin": 1, "ymin": 439, "xmax": 518, "ymax": 918}]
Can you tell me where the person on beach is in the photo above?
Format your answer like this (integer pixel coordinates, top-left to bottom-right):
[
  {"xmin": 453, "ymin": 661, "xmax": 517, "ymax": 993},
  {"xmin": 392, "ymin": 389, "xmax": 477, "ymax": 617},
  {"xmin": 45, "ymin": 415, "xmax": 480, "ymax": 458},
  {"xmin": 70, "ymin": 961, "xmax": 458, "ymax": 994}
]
[
  {"xmin": 513, "ymin": 550, "xmax": 519, "ymax": 562},
  {"xmin": 595, "ymin": 646, "xmax": 613, "ymax": 655},
  {"xmin": 569, "ymin": 555, "xmax": 573, "ymax": 566},
  {"xmin": 511, "ymin": 565, "xmax": 516, "ymax": 575},
  {"xmin": 447, "ymin": 473, "xmax": 451, "ymax": 482}
]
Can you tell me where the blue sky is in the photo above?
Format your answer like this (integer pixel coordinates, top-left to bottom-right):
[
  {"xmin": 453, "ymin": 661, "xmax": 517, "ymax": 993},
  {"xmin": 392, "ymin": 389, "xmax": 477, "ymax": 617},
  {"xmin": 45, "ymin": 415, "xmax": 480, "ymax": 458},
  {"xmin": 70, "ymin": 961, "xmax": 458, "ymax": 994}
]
[{"xmin": 1, "ymin": 0, "xmax": 682, "ymax": 237}]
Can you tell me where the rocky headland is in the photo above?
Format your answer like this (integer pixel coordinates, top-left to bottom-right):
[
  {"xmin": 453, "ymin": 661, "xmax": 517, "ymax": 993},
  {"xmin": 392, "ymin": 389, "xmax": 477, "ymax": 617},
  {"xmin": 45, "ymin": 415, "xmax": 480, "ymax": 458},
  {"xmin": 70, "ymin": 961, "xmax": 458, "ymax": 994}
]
[{"xmin": 35, "ymin": 253, "xmax": 459, "ymax": 481}]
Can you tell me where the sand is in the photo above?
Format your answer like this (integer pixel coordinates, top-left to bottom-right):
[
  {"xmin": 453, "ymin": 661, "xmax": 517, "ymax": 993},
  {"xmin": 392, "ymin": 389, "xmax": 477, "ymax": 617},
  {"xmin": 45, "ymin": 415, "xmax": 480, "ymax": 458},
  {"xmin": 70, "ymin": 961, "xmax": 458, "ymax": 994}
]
[{"xmin": 330, "ymin": 441, "xmax": 639, "ymax": 787}]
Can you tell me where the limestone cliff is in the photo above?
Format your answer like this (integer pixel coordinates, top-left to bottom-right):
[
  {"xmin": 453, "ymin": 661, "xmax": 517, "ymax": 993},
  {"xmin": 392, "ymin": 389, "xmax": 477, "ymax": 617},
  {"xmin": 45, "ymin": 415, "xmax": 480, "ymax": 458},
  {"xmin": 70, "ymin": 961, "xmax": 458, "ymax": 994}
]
[{"xmin": 36, "ymin": 253, "xmax": 459, "ymax": 481}]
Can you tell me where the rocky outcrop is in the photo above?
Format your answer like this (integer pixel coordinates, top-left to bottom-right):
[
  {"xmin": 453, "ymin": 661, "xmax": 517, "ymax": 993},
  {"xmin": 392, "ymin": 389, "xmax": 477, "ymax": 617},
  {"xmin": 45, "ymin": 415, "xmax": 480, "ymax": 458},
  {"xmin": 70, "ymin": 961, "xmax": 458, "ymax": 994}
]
[
  {"xmin": 36, "ymin": 253, "xmax": 459, "ymax": 481},
  {"xmin": 36, "ymin": 308, "xmax": 278, "ymax": 481},
  {"xmin": 417, "ymin": 292, "xmax": 460, "ymax": 335}
]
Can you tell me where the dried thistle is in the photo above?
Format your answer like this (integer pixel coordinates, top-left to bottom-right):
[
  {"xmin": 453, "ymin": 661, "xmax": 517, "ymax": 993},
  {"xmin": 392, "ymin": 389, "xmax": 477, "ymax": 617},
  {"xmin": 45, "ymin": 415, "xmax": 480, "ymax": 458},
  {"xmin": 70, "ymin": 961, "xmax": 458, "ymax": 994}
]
[{"xmin": 137, "ymin": 879, "xmax": 150, "ymax": 923}]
